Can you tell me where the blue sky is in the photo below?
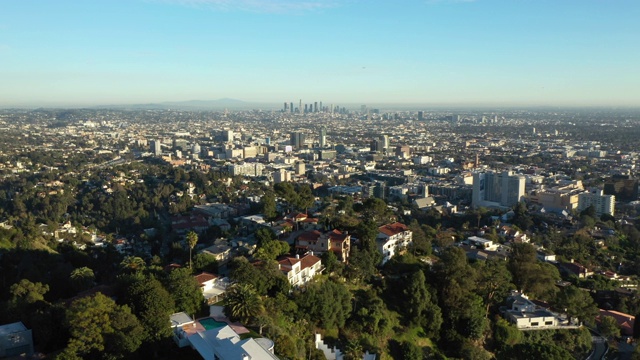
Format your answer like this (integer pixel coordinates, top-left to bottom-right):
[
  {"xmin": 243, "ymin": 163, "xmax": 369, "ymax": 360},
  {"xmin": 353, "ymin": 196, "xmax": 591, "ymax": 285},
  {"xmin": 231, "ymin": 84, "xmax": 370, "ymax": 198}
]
[{"xmin": 1, "ymin": 0, "xmax": 639, "ymax": 107}]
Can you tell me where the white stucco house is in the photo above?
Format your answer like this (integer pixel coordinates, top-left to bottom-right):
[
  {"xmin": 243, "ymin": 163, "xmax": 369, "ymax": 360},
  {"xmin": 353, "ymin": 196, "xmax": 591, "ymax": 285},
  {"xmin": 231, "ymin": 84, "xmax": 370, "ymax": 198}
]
[
  {"xmin": 278, "ymin": 253, "xmax": 323, "ymax": 287},
  {"xmin": 503, "ymin": 291, "xmax": 574, "ymax": 330},
  {"xmin": 194, "ymin": 272, "xmax": 230, "ymax": 304},
  {"xmin": 376, "ymin": 222, "xmax": 413, "ymax": 265}
]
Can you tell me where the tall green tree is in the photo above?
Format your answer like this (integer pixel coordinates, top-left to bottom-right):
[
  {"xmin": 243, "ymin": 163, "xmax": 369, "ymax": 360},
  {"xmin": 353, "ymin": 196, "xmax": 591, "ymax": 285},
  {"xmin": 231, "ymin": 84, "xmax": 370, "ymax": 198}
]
[
  {"xmin": 64, "ymin": 293, "xmax": 143, "ymax": 359},
  {"xmin": 409, "ymin": 219, "xmax": 431, "ymax": 256},
  {"xmin": 508, "ymin": 243, "xmax": 559, "ymax": 300},
  {"xmin": 186, "ymin": 231, "xmax": 198, "ymax": 269},
  {"xmin": 9, "ymin": 279, "xmax": 49, "ymax": 307},
  {"xmin": 193, "ymin": 252, "xmax": 218, "ymax": 273},
  {"xmin": 402, "ymin": 270, "xmax": 442, "ymax": 338},
  {"xmin": 554, "ymin": 286, "xmax": 598, "ymax": 325},
  {"xmin": 599, "ymin": 315, "xmax": 621, "ymax": 339},
  {"xmin": 475, "ymin": 259, "xmax": 513, "ymax": 317},
  {"xmin": 164, "ymin": 268, "xmax": 204, "ymax": 316},
  {"xmin": 124, "ymin": 277, "xmax": 175, "ymax": 343},
  {"xmin": 260, "ymin": 191, "xmax": 277, "ymax": 220},
  {"xmin": 120, "ymin": 256, "xmax": 146, "ymax": 274},
  {"xmin": 70, "ymin": 267, "xmax": 95, "ymax": 293},
  {"xmin": 361, "ymin": 198, "xmax": 391, "ymax": 225},
  {"xmin": 493, "ymin": 318, "xmax": 523, "ymax": 350},
  {"xmin": 296, "ymin": 280, "xmax": 352, "ymax": 329},
  {"xmin": 223, "ymin": 283, "xmax": 264, "ymax": 324}
]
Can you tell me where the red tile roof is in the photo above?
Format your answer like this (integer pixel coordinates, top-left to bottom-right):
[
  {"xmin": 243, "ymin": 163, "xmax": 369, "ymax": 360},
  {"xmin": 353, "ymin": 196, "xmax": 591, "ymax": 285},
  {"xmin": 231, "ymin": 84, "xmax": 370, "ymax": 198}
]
[
  {"xmin": 298, "ymin": 230, "xmax": 322, "ymax": 242},
  {"xmin": 378, "ymin": 222, "xmax": 409, "ymax": 236},
  {"xmin": 300, "ymin": 254, "xmax": 321, "ymax": 269},
  {"xmin": 278, "ymin": 254, "xmax": 320, "ymax": 274},
  {"xmin": 194, "ymin": 272, "xmax": 217, "ymax": 285},
  {"xmin": 598, "ymin": 309, "xmax": 635, "ymax": 336},
  {"xmin": 328, "ymin": 229, "xmax": 349, "ymax": 242}
]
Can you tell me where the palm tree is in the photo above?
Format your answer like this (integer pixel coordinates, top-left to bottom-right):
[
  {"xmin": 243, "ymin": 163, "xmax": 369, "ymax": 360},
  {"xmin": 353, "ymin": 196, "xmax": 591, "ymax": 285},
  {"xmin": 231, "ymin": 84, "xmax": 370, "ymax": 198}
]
[
  {"xmin": 186, "ymin": 231, "xmax": 198, "ymax": 269},
  {"xmin": 120, "ymin": 256, "xmax": 146, "ymax": 273},
  {"xmin": 70, "ymin": 266, "xmax": 95, "ymax": 292},
  {"xmin": 223, "ymin": 283, "xmax": 263, "ymax": 324}
]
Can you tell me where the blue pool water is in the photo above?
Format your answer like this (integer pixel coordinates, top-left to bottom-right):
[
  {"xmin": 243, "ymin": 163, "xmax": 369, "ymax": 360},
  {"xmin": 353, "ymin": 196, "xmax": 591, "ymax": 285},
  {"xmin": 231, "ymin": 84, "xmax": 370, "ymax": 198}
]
[{"xmin": 199, "ymin": 318, "xmax": 227, "ymax": 330}]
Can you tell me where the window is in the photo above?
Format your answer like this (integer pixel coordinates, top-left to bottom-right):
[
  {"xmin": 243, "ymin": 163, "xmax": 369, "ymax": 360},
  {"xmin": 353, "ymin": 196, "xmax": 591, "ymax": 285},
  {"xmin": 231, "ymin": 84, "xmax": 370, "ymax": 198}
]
[
  {"xmin": 545, "ymin": 321, "xmax": 553, "ymax": 325},
  {"xmin": 530, "ymin": 322, "xmax": 539, "ymax": 326}
]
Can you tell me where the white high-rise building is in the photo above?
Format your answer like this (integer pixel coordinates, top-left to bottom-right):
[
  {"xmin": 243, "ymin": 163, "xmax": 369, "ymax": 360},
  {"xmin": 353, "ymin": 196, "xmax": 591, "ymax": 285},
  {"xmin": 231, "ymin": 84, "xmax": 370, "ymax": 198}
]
[
  {"xmin": 223, "ymin": 130, "xmax": 233, "ymax": 142},
  {"xmin": 319, "ymin": 127, "xmax": 327, "ymax": 148},
  {"xmin": 380, "ymin": 135, "xmax": 389, "ymax": 152},
  {"xmin": 472, "ymin": 171, "xmax": 525, "ymax": 208}
]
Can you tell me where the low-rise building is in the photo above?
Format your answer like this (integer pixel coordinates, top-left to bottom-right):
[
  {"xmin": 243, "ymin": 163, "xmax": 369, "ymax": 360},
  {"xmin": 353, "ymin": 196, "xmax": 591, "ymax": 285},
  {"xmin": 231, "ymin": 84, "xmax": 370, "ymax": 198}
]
[
  {"xmin": 194, "ymin": 272, "xmax": 229, "ymax": 304},
  {"xmin": 278, "ymin": 254, "xmax": 323, "ymax": 287},
  {"xmin": 188, "ymin": 325, "xmax": 278, "ymax": 360},
  {"xmin": 296, "ymin": 229, "xmax": 351, "ymax": 262},
  {"xmin": 503, "ymin": 291, "xmax": 571, "ymax": 330},
  {"xmin": 0, "ymin": 322, "xmax": 34, "ymax": 358},
  {"xmin": 376, "ymin": 222, "xmax": 412, "ymax": 265}
]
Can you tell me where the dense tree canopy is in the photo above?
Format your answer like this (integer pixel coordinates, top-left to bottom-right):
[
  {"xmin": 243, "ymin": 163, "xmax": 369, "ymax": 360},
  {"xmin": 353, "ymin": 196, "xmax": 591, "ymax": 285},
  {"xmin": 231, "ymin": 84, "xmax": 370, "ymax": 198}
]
[{"xmin": 63, "ymin": 293, "xmax": 143, "ymax": 359}]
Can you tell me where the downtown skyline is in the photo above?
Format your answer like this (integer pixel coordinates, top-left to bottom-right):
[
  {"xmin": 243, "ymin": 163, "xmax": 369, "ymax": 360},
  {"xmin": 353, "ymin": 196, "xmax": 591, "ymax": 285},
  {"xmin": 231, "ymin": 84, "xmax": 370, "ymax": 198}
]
[{"xmin": 1, "ymin": 0, "xmax": 639, "ymax": 108}]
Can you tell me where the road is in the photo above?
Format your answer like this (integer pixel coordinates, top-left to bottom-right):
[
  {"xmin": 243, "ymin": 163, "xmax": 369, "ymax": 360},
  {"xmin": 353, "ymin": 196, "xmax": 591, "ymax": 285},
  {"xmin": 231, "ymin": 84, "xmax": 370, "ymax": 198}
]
[{"xmin": 588, "ymin": 333, "xmax": 607, "ymax": 360}]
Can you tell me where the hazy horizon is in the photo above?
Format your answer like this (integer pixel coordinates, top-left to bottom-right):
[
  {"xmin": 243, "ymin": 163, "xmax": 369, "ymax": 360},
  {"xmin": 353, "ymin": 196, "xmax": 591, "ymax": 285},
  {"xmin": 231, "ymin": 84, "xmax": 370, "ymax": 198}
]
[{"xmin": 2, "ymin": 0, "xmax": 639, "ymax": 108}]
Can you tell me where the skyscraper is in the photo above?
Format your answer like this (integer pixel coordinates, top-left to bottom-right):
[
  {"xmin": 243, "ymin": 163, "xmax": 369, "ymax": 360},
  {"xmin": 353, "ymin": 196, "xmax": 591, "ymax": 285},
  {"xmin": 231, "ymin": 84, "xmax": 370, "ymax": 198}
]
[
  {"xmin": 283, "ymin": 102, "xmax": 288, "ymax": 112},
  {"xmin": 319, "ymin": 127, "xmax": 327, "ymax": 148},
  {"xmin": 290, "ymin": 132, "xmax": 306, "ymax": 149},
  {"xmin": 290, "ymin": 102, "xmax": 294, "ymax": 113},
  {"xmin": 299, "ymin": 99, "xmax": 302, "ymax": 114},
  {"xmin": 418, "ymin": 111, "xmax": 424, "ymax": 121},
  {"xmin": 380, "ymin": 135, "xmax": 390, "ymax": 152},
  {"xmin": 150, "ymin": 140, "xmax": 162, "ymax": 156},
  {"xmin": 314, "ymin": 102, "xmax": 318, "ymax": 113},
  {"xmin": 224, "ymin": 130, "xmax": 234, "ymax": 143}
]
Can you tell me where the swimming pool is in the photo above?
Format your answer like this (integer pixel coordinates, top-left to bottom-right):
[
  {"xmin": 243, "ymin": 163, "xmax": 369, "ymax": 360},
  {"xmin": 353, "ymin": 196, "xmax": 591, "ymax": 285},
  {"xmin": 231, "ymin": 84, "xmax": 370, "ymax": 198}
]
[{"xmin": 199, "ymin": 318, "xmax": 227, "ymax": 330}]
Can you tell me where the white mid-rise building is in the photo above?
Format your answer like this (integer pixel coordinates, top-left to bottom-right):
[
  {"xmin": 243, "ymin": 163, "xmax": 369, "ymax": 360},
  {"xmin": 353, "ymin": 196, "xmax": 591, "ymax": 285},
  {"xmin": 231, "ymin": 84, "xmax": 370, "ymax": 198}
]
[
  {"xmin": 578, "ymin": 188, "xmax": 615, "ymax": 216},
  {"xmin": 472, "ymin": 170, "xmax": 525, "ymax": 209},
  {"xmin": 227, "ymin": 163, "xmax": 264, "ymax": 177}
]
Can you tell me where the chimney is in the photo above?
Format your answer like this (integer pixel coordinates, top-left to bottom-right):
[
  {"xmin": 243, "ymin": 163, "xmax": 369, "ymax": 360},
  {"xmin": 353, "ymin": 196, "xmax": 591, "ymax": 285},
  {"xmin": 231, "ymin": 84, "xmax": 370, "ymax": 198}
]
[{"xmin": 295, "ymin": 254, "xmax": 300, "ymax": 259}]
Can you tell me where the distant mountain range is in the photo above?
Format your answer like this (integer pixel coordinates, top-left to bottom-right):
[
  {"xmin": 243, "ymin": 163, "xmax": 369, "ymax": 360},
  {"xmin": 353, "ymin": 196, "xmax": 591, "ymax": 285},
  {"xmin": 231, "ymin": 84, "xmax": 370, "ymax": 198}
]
[{"xmin": 96, "ymin": 98, "xmax": 278, "ymax": 110}]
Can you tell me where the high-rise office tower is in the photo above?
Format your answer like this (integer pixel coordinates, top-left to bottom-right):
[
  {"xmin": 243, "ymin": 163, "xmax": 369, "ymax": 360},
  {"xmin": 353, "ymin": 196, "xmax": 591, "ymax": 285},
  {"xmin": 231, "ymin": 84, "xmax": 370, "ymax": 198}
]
[
  {"xmin": 290, "ymin": 102, "xmax": 294, "ymax": 113},
  {"xmin": 299, "ymin": 99, "xmax": 302, "ymax": 113},
  {"xmin": 418, "ymin": 111, "xmax": 424, "ymax": 121},
  {"xmin": 304, "ymin": 104, "xmax": 308, "ymax": 114},
  {"xmin": 319, "ymin": 101, "xmax": 323, "ymax": 112},
  {"xmin": 314, "ymin": 102, "xmax": 318, "ymax": 113},
  {"xmin": 150, "ymin": 140, "xmax": 162, "ymax": 156},
  {"xmin": 192, "ymin": 143, "xmax": 201, "ymax": 156},
  {"xmin": 283, "ymin": 102, "xmax": 288, "ymax": 112},
  {"xmin": 290, "ymin": 132, "xmax": 306, "ymax": 149},
  {"xmin": 380, "ymin": 135, "xmax": 389, "ymax": 152},
  {"xmin": 224, "ymin": 130, "xmax": 234, "ymax": 142},
  {"xmin": 319, "ymin": 127, "xmax": 327, "ymax": 148}
]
